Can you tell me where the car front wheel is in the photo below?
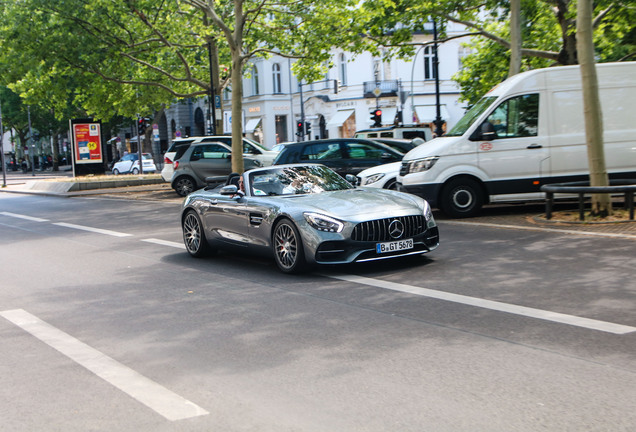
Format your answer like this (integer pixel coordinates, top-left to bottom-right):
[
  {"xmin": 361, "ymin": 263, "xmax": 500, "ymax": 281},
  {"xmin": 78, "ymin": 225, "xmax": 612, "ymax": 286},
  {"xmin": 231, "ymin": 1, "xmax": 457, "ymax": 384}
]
[
  {"xmin": 113, "ymin": 169, "xmax": 120, "ymax": 175},
  {"xmin": 174, "ymin": 176, "xmax": 196, "ymax": 197},
  {"xmin": 182, "ymin": 210, "xmax": 213, "ymax": 257},
  {"xmin": 273, "ymin": 219, "xmax": 306, "ymax": 274},
  {"xmin": 132, "ymin": 168, "xmax": 139, "ymax": 174}
]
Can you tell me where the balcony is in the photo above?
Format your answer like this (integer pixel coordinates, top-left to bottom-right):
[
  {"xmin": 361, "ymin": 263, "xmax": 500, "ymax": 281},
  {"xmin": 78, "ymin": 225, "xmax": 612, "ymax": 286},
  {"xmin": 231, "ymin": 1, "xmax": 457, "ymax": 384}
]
[{"xmin": 363, "ymin": 80, "xmax": 399, "ymax": 98}]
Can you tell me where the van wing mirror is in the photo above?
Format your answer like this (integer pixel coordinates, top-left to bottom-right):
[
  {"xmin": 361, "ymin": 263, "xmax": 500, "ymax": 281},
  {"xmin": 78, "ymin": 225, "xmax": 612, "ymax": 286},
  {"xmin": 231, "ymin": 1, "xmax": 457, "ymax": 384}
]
[{"xmin": 469, "ymin": 122, "xmax": 497, "ymax": 141}]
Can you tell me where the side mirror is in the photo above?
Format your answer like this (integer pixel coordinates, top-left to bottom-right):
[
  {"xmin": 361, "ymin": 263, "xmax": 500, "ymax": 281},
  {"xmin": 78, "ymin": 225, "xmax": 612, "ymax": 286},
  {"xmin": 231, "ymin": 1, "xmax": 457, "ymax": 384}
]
[
  {"xmin": 480, "ymin": 122, "xmax": 496, "ymax": 141},
  {"xmin": 345, "ymin": 174, "xmax": 358, "ymax": 186},
  {"xmin": 190, "ymin": 153, "xmax": 201, "ymax": 161},
  {"xmin": 381, "ymin": 152, "xmax": 395, "ymax": 160},
  {"xmin": 220, "ymin": 185, "xmax": 239, "ymax": 196}
]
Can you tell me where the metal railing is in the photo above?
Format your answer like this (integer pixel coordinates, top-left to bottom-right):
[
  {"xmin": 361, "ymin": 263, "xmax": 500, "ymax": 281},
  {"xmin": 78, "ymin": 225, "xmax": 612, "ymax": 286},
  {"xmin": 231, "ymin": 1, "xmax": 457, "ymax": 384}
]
[{"xmin": 540, "ymin": 180, "xmax": 636, "ymax": 220}]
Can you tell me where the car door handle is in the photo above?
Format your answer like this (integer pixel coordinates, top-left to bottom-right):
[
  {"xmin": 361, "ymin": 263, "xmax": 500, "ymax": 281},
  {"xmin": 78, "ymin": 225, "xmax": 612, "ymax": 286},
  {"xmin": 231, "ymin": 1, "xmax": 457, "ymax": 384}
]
[{"xmin": 527, "ymin": 144, "xmax": 543, "ymax": 149}]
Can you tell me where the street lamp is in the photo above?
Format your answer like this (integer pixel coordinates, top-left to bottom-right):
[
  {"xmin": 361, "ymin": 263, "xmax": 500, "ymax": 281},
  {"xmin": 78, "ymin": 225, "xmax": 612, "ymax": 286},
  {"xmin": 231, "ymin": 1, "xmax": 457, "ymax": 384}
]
[
  {"xmin": 432, "ymin": 19, "xmax": 444, "ymax": 137},
  {"xmin": 410, "ymin": 18, "xmax": 445, "ymax": 136}
]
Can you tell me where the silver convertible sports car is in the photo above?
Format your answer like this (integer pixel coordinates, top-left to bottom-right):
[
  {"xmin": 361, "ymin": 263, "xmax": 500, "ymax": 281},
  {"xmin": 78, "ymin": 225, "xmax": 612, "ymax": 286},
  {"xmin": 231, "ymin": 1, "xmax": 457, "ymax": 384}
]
[{"xmin": 180, "ymin": 164, "xmax": 439, "ymax": 273}]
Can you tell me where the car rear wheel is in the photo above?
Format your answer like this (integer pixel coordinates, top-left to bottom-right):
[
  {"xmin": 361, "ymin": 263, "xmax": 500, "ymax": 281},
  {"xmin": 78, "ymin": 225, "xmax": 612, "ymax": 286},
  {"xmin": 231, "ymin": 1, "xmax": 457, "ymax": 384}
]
[
  {"xmin": 182, "ymin": 210, "xmax": 213, "ymax": 257},
  {"xmin": 273, "ymin": 219, "xmax": 306, "ymax": 274},
  {"xmin": 132, "ymin": 168, "xmax": 139, "ymax": 174},
  {"xmin": 113, "ymin": 169, "xmax": 120, "ymax": 175},
  {"xmin": 174, "ymin": 176, "xmax": 196, "ymax": 197},
  {"xmin": 439, "ymin": 177, "xmax": 484, "ymax": 218}
]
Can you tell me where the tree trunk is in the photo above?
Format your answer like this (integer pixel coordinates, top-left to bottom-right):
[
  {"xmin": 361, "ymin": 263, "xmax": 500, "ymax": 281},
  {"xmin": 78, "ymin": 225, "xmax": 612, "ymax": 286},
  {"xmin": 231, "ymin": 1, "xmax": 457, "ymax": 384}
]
[
  {"xmin": 508, "ymin": 0, "xmax": 521, "ymax": 76},
  {"xmin": 577, "ymin": 0, "xmax": 611, "ymax": 216}
]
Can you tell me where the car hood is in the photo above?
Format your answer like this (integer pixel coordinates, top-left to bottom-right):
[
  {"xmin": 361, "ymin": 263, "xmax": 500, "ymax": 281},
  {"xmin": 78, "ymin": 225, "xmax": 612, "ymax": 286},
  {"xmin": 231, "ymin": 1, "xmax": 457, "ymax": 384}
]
[
  {"xmin": 288, "ymin": 188, "xmax": 425, "ymax": 219},
  {"xmin": 357, "ymin": 161, "xmax": 401, "ymax": 178}
]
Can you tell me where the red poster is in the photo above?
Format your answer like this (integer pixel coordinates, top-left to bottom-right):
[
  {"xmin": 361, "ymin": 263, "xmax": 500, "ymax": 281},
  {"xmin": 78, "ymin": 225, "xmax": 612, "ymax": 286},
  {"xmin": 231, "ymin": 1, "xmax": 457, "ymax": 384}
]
[{"xmin": 73, "ymin": 122, "xmax": 102, "ymax": 164}]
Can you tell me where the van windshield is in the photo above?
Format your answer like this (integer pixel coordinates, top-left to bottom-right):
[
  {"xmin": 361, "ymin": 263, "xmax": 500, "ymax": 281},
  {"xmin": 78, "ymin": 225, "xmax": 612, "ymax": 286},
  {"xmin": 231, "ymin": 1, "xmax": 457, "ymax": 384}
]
[{"xmin": 446, "ymin": 97, "xmax": 497, "ymax": 137}]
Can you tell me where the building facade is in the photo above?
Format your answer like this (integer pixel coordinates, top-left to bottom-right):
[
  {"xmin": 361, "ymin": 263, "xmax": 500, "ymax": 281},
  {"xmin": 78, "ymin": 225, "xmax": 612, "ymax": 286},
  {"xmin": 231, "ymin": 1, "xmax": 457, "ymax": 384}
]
[{"xmin": 115, "ymin": 23, "xmax": 472, "ymax": 162}]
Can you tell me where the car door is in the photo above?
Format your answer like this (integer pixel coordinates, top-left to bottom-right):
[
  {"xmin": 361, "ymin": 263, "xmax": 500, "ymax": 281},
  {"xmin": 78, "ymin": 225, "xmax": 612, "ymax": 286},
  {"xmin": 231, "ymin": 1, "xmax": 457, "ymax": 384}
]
[
  {"xmin": 300, "ymin": 141, "xmax": 348, "ymax": 176},
  {"xmin": 120, "ymin": 154, "xmax": 135, "ymax": 172},
  {"xmin": 189, "ymin": 143, "xmax": 232, "ymax": 182},
  {"xmin": 343, "ymin": 140, "xmax": 401, "ymax": 175}
]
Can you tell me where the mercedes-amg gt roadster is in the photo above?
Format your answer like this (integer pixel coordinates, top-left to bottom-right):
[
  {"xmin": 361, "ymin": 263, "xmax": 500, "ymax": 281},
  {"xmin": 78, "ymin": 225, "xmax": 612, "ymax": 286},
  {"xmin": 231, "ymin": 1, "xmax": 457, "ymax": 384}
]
[{"xmin": 180, "ymin": 164, "xmax": 439, "ymax": 273}]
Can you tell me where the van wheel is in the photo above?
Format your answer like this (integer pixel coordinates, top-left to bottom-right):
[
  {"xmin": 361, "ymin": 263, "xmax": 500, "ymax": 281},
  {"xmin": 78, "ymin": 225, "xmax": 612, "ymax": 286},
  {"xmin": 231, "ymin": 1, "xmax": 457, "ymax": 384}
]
[{"xmin": 440, "ymin": 178, "xmax": 484, "ymax": 218}]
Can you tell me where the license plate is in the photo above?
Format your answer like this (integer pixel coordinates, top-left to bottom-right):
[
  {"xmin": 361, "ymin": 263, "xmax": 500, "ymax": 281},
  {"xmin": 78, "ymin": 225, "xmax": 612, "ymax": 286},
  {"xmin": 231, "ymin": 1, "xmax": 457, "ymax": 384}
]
[{"xmin": 376, "ymin": 238, "xmax": 413, "ymax": 254}]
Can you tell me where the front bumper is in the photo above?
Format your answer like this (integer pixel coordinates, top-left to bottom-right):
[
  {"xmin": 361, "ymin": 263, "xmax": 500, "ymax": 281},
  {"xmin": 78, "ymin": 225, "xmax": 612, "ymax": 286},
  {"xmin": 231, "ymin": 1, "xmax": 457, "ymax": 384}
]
[
  {"xmin": 398, "ymin": 182, "xmax": 442, "ymax": 208},
  {"xmin": 313, "ymin": 226, "xmax": 440, "ymax": 264}
]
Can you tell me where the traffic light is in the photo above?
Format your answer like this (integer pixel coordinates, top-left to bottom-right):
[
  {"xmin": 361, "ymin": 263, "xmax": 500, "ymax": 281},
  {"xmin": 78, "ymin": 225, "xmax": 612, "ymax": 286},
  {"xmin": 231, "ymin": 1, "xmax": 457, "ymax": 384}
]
[
  {"xmin": 305, "ymin": 121, "xmax": 311, "ymax": 134},
  {"xmin": 296, "ymin": 121, "xmax": 304, "ymax": 137},
  {"xmin": 137, "ymin": 118, "xmax": 146, "ymax": 135},
  {"xmin": 370, "ymin": 109, "xmax": 382, "ymax": 127}
]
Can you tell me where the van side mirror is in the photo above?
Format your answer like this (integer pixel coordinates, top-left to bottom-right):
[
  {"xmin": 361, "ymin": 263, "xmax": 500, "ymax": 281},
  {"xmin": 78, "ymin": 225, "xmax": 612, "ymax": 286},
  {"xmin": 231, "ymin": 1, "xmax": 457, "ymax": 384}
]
[{"xmin": 469, "ymin": 122, "xmax": 497, "ymax": 141}]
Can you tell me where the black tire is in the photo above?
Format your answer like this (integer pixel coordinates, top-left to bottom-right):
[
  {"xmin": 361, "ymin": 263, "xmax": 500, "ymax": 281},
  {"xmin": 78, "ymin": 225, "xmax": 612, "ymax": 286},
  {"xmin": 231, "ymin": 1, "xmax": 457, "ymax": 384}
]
[
  {"xmin": 132, "ymin": 168, "xmax": 139, "ymax": 174},
  {"xmin": 384, "ymin": 179, "xmax": 398, "ymax": 190},
  {"xmin": 182, "ymin": 210, "xmax": 213, "ymax": 257},
  {"xmin": 272, "ymin": 219, "xmax": 306, "ymax": 274},
  {"xmin": 113, "ymin": 169, "xmax": 120, "ymax": 175},
  {"xmin": 439, "ymin": 177, "xmax": 484, "ymax": 218},
  {"xmin": 174, "ymin": 176, "xmax": 196, "ymax": 197}
]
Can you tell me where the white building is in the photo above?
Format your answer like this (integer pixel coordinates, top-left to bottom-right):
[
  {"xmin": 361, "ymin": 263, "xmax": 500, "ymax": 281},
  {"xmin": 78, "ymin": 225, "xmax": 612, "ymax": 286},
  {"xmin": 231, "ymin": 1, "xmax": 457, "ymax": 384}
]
[{"xmin": 136, "ymin": 23, "xmax": 472, "ymax": 160}]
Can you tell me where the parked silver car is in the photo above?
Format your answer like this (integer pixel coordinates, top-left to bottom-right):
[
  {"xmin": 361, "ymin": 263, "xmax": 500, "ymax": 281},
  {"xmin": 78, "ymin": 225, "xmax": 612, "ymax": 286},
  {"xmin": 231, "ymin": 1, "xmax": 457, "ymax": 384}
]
[
  {"xmin": 180, "ymin": 163, "xmax": 439, "ymax": 273},
  {"xmin": 171, "ymin": 142, "xmax": 261, "ymax": 196}
]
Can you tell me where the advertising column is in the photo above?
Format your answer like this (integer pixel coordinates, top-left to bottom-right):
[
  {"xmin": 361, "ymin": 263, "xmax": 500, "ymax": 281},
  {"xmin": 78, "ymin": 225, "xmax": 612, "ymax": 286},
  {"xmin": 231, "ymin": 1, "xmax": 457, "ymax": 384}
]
[{"xmin": 70, "ymin": 118, "xmax": 105, "ymax": 176}]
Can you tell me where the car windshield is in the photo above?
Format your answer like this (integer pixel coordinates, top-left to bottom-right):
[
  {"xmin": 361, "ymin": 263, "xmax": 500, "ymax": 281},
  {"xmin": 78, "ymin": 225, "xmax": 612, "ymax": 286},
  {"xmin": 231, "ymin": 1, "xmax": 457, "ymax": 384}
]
[
  {"xmin": 446, "ymin": 96, "xmax": 497, "ymax": 137},
  {"xmin": 248, "ymin": 165, "xmax": 353, "ymax": 196}
]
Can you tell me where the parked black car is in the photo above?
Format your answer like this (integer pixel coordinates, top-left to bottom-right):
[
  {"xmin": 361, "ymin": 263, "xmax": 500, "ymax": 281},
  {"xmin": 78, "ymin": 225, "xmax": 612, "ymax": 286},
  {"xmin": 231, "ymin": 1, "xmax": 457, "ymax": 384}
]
[{"xmin": 273, "ymin": 138, "xmax": 403, "ymax": 178}]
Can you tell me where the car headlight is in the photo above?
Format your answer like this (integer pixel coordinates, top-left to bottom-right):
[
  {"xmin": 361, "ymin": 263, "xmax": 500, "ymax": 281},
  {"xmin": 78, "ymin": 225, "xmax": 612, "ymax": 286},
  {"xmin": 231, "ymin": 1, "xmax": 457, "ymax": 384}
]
[
  {"xmin": 304, "ymin": 212, "xmax": 344, "ymax": 233},
  {"xmin": 409, "ymin": 156, "xmax": 439, "ymax": 173},
  {"xmin": 363, "ymin": 173, "xmax": 385, "ymax": 185},
  {"xmin": 424, "ymin": 203, "xmax": 436, "ymax": 228}
]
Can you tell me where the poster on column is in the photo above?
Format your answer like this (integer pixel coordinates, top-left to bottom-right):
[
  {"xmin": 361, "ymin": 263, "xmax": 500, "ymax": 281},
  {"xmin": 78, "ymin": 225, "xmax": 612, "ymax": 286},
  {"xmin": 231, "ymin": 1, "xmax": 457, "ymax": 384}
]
[{"xmin": 71, "ymin": 120, "xmax": 103, "ymax": 164}]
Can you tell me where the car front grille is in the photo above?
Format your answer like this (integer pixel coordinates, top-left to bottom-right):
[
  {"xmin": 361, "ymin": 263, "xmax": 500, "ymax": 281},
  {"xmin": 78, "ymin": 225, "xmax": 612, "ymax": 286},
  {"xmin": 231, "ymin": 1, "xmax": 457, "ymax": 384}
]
[{"xmin": 351, "ymin": 215, "xmax": 426, "ymax": 242}]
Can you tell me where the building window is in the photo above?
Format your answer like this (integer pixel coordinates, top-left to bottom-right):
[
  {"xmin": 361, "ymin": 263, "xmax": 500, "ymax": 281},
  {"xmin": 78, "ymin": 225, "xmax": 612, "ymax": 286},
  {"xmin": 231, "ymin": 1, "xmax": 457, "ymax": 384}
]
[
  {"xmin": 339, "ymin": 53, "xmax": 347, "ymax": 86},
  {"xmin": 458, "ymin": 46, "xmax": 472, "ymax": 70},
  {"xmin": 423, "ymin": 46, "xmax": 436, "ymax": 80},
  {"xmin": 252, "ymin": 66, "xmax": 260, "ymax": 95},
  {"xmin": 272, "ymin": 63, "xmax": 282, "ymax": 94}
]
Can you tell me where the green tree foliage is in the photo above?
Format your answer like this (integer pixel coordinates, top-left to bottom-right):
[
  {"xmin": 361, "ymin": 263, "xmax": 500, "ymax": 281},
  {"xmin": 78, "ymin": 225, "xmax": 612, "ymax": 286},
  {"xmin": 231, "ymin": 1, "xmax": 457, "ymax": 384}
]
[{"xmin": 357, "ymin": 0, "xmax": 635, "ymax": 104}]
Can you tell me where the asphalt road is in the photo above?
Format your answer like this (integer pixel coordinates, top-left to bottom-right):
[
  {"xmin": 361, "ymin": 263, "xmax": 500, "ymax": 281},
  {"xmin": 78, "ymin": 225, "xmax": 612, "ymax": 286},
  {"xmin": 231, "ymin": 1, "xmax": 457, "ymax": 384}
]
[{"xmin": 1, "ymin": 192, "xmax": 635, "ymax": 431}]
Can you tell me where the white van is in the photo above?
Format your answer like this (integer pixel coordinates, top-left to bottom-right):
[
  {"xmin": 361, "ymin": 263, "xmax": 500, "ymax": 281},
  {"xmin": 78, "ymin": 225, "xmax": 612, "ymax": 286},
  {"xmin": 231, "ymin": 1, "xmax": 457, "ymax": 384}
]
[{"xmin": 397, "ymin": 62, "xmax": 636, "ymax": 217}]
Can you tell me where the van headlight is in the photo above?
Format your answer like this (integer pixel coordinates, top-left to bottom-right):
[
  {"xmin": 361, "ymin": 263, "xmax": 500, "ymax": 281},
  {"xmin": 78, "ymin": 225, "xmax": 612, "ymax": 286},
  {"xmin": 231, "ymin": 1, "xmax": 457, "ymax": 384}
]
[
  {"xmin": 363, "ymin": 173, "xmax": 385, "ymax": 185},
  {"xmin": 409, "ymin": 156, "xmax": 439, "ymax": 173},
  {"xmin": 304, "ymin": 212, "xmax": 344, "ymax": 233}
]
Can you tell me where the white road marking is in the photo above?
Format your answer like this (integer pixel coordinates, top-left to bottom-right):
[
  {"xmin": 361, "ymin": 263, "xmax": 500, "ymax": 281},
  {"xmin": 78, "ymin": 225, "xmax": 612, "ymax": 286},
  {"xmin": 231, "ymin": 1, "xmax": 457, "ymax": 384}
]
[
  {"xmin": 53, "ymin": 222, "xmax": 132, "ymax": 237},
  {"xmin": 142, "ymin": 238, "xmax": 186, "ymax": 249},
  {"xmin": 0, "ymin": 211, "xmax": 49, "ymax": 222},
  {"xmin": 0, "ymin": 309, "xmax": 209, "ymax": 421},
  {"xmin": 440, "ymin": 220, "xmax": 636, "ymax": 240},
  {"xmin": 327, "ymin": 274, "xmax": 636, "ymax": 335}
]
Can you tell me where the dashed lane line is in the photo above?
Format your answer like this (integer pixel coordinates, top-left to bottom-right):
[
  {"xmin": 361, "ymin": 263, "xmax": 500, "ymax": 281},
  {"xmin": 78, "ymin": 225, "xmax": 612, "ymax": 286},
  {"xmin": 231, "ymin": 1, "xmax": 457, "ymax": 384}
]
[
  {"xmin": 0, "ymin": 309, "xmax": 209, "ymax": 421},
  {"xmin": 53, "ymin": 222, "xmax": 132, "ymax": 238},
  {"xmin": 142, "ymin": 238, "xmax": 186, "ymax": 249},
  {"xmin": 0, "ymin": 211, "xmax": 49, "ymax": 222},
  {"xmin": 326, "ymin": 274, "xmax": 636, "ymax": 335}
]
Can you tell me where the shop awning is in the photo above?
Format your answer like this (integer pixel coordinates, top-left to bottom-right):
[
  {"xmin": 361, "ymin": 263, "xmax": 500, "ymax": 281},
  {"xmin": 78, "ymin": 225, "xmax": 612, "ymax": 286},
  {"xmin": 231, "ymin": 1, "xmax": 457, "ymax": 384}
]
[
  {"xmin": 244, "ymin": 118, "xmax": 262, "ymax": 133},
  {"xmin": 415, "ymin": 105, "xmax": 449, "ymax": 123},
  {"xmin": 327, "ymin": 110, "xmax": 354, "ymax": 127}
]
